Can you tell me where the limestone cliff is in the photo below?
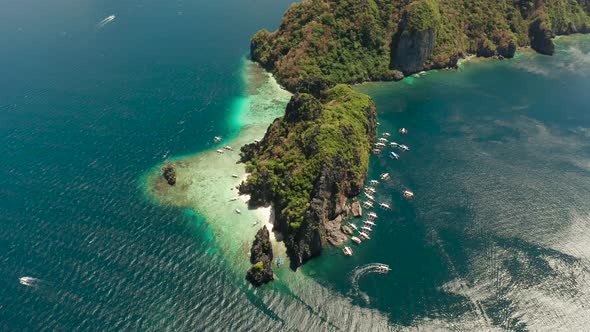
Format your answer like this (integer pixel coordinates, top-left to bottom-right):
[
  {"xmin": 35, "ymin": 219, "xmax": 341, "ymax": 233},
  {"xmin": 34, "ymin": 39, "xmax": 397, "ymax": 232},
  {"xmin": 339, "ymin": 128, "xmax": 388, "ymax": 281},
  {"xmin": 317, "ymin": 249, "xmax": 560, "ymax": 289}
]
[
  {"xmin": 246, "ymin": 226, "xmax": 274, "ymax": 286},
  {"xmin": 251, "ymin": 0, "xmax": 590, "ymax": 90},
  {"xmin": 240, "ymin": 85, "xmax": 377, "ymax": 269}
]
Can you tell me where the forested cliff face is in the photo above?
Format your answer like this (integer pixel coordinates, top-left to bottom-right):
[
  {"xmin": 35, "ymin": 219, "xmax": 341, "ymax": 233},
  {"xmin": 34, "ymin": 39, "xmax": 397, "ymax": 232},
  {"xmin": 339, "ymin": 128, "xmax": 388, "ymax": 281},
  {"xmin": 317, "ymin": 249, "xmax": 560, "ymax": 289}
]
[
  {"xmin": 244, "ymin": 0, "xmax": 590, "ymax": 271},
  {"xmin": 251, "ymin": 0, "xmax": 590, "ymax": 91},
  {"xmin": 240, "ymin": 85, "xmax": 377, "ymax": 269}
]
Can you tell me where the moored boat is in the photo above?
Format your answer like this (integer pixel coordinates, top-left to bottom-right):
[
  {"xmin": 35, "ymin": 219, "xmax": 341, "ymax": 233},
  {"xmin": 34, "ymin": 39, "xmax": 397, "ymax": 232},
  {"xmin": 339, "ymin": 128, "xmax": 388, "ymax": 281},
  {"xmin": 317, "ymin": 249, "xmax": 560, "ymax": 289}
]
[
  {"xmin": 370, "ymin": 180, "xmax": 379, "ymax": 185},
  {"xmin": 403, "ymin": 190, "xmax": 414, "ymax": 199},
  {"xmin": 351, "ymin": 236, "xmax": 362, "ymax": 244},
  {"xmin": 343, "ymin": 246, "xmax": 353, "ymax": 256},
  {"xmin": 359, "ymin": 232, "xmax": 371, "ymax": 240},
  {"xmin": 214, "ymin": 136, "xmax": 223, "ymax": 143},
  {"xmin": 390, "ymin": 151, "xmax": 400, "ymax": 160},
  {"xmin": 372, "ymin": 148, "xmax": 382, "ymax": 154},
  {"xmin": 380, "ymin": 173, "xmax": 390, "ymax": 180},
  {"xmin": 216, "ymin": 149, "xmax": 224, "ymax": 154},
  {"xmin": 399, "ymin": 144, "xmax": 410, "ymax": 151},
  {"xmin": 235, "ymin": 208, "xmax": 242, "ymax": 214},
  {"xmin": 399, "ymin": 128, "xmax": 408, "ymax": 135},
  {"xmin": 382, "ymin": 132, "xmax": 391, "ymax": 137},
  {"xmin": 379, "ymin": 202, "xmax": 391, "ymax": 210}
]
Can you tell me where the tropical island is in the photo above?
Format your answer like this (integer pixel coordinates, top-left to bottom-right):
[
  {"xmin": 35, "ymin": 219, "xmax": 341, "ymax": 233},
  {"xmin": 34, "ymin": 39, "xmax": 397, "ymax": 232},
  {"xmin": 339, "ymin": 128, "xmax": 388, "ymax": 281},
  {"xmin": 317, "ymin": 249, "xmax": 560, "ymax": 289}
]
[{"xmin": 239, "ymin": 0, "xmax": 590, "ymax": 284}]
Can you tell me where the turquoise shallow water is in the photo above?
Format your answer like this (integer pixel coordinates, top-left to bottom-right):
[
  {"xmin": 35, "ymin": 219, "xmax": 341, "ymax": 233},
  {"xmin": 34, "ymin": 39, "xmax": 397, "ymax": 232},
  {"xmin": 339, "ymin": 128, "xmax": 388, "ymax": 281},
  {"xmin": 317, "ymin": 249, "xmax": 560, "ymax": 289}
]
[{"xmin": 2, "ymin": 0, "xmax": 590, "ymax": 329}]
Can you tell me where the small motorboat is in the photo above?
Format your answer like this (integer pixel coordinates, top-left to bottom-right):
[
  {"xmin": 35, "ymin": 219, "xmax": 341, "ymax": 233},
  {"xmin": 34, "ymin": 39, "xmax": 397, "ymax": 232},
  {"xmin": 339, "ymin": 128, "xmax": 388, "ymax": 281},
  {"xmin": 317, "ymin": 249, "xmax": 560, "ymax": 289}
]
[
  {"xmin": 216, "ymin": 149, "xmax": 224, "ymax": 154},
  {"xmin": 379, "ymin": 203, "xmax": 391, "ymax": 210},
  {"xmin": 372, "ymin": 148, "xmax": 382, "ymax": 155},
  {"xmin": 235, "ymin": 208, "xmax": 242, "ymax": 214},
  {"xmin": 375, "ymin": 142, "xmax": 386, "ymax": 148},
  {"xmin": 343, "ymin": 246, "xmax": 353, "ymax": 256},
  {"xmin": 403, "ymin": 190, "xmax": 414, "ymax": 199},
  {"xmin": 380, "ymin": 173, "xmax": 390, "ymax": 180},
  {"xmin": 399, "ymin": 144, "xmax": 410, "ymax": 151},
  {"xmin": 351, "ymin": 236, "xmax": 362, "ymax": 244},
  {"xmin": 390, "ymin": 142, "xmax": 399, "ymax": 148},
  {"xmin": 382, "ymin": 132, "xmax": 391, "ymax": 137},
  {"xmin": 390, "ymin": 151, "xmax": 400, "ymax": 160},
  {"xmin": 214, "ymin": 136, "xmax": 223, "ymax": 143},
  {"xmin": 232, "ymin": 174, "xmax": 239, "ymax": 178},
  {"xmin": 376, "ymin": 264, "xmax": 390, "ymax": 274},
  {"xmin": 378, "ymin": 137, "xmax": 388, "ymax": 143},
  {"xmin": 399, "ymin": 128, "xmax": 408, "ymax": 135},
  {"xmin": 370, "ymin": 180, "xmax": 379, "ymax": 185}
]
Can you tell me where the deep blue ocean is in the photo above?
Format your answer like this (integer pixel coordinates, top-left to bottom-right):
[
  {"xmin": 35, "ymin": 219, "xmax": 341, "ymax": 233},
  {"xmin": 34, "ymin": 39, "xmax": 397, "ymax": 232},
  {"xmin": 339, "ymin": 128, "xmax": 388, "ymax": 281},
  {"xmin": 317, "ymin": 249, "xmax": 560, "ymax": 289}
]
[{"xmin": 2, "ymin": 0, "xmax": 590, "ymax": 330}]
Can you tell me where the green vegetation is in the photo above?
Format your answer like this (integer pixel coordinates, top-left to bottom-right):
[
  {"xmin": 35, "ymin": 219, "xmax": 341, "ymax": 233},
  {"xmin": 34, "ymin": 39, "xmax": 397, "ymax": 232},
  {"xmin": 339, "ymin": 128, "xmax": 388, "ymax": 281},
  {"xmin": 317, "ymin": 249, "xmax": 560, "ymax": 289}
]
[
  {"xmin": 251, "ymin": 261, "xmax": 264, "ymax": 274},
  {"xmin": 251, "ymin": 0, "xmax": 590, "ymax": 90},
  {"xmin": 240, "ymin": 85, "xmax": 376, "ymax": 232}
]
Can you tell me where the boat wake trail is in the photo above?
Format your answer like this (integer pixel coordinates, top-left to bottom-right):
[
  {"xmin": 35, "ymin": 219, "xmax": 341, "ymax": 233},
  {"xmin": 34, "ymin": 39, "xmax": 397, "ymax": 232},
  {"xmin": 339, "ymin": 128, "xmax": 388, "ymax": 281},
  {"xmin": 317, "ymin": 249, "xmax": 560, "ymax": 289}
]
[
  {"xmin": 96, "ymin": 15, "xmax": 116, "ymax": 28},
  {"xmin": 349, "ymin": 263, "xmax": 389, "ymax": 304}
]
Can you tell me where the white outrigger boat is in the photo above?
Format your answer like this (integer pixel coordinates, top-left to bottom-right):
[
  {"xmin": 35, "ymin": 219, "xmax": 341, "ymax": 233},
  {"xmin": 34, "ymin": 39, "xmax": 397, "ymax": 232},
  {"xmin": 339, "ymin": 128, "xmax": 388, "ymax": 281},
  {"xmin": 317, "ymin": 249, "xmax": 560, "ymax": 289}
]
[
  {"xmin": 399, "ymin": 144, "xmax": 410, "ymax": 151},
  {"xmin": 343, "ymin": 246, "xmax": 353, "ymax": 256},
  {"xmin": 370, "ymin": 180, "xmax": 379, "ymax": 185},
  {"xmin": 365, "ymin": 186, "xmax": 376, "ymax": 194},
  {"xmin": 232, "ymin": 174, "xmax": 239, "ymax": 178},
  {"xmin": 372, "ymin": 148, "xmax": 382, "ymax": 154},
  {"xmin": 223, "ymin": 145, "xmax": 233, "ymax": 151},
  {"xmin": 375, "ymin": 142, "xmax": 386, "ymax": 148},
  {"xmin": 382, "ymin": 132, "xmax": 391, "ymax": 137},
  {"xmin": 361, "ymin": 225, "xmax": 373, "ymax": 232},
  {"xmin": 390, "ymin": 151, "xmax": 400, "ymax": 160},
  {"xmin": 380, "ymin": 173, "xmax": 390, "ymax": 180},
  {"xmin": 379, "ymin": 203, "xmax": 391, "ymax": 210},
  {"xmin": 235, "ymin": 208, "xmax": 242, "ymax": 214},
  {"xmin": 349, "ymin": 223, "xmax": 358, "ymax": 231},
  {"xmin": 359, "ymin": 232, "xmax": 371, "ymax": 240},
  {"xmin": 376, "ymin": 264, "xmax": 390, "ymax": 274},
  {"xmin": 216, "ymin": 149, "xmax": 224, "ymax": 154},
  {"xmin": 367, "ymin": 212, "xmax": 378, "ymax": 220},
  {"xmin": 399, "ymin": 128, "xmax": 408, "ymax": 135},
  {"xmin": 390, "ymin": 142, "xmax": 399, "ymax": 148},
  {"xmin": 364, "ymin": 220, "xmax": 376, "ymax": 226},
  {"xmin": 365, "ymin": 193, "xmax": 375, "ymax": 201},
  {"xmin": 403, "ymin": 190, "xmax": 414, "ymax": 199},
  {"xmin": 351, "ymin": 236, "xmax": 362, "ymax": 244},
  {"xmin": 363, "ymin": 201, "xmax": 374, "ymax": 209},
  {"xmin": 214, "ymin": 136, "xmax": 223, "ymax": 143},
  {"xmin": 378, "ymin": 137, "xmax": 388, "ymax": 143}
]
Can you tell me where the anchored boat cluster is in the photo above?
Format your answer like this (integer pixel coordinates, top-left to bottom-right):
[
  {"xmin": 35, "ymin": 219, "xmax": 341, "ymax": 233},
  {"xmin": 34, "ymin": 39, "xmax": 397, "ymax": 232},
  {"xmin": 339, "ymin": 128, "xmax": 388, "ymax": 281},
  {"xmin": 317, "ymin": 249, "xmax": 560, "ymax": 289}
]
[{"xmin": 341, "ymin": 128, "xmax": 414, "ymax": 258}]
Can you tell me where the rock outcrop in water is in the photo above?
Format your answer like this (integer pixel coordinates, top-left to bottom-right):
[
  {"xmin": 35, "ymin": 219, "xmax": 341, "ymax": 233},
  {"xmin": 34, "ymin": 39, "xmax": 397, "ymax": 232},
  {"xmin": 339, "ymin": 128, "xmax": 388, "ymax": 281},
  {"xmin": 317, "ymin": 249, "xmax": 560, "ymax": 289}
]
[
  {"xmin": 246, "ymin": 226, "xmax": 274, "ymax": 286},
  {"xmin": 240, "ymin": 85, "xmax": 376, "ymax": 269},
  {"xmin": 161, "ymin": 164, "xmax": 176, "ymax": 186},
  {"xmin": 251, "ymin": 0, "xmax": 590, "ymax": 90}
]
